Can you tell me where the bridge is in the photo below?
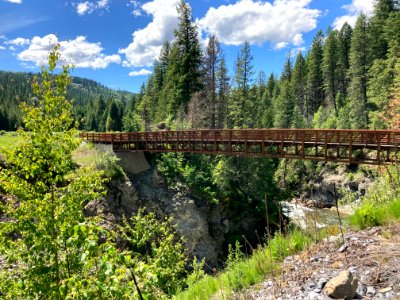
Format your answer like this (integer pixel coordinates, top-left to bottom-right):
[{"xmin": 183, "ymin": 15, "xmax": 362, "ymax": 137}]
[{"xmin": 80, "ymin": 129, "xmax": 400, "ymax": 165}]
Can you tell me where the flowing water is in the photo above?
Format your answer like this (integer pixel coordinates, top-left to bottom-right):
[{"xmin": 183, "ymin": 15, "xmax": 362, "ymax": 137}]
[{"xmin": 282, "ymin": 201, "xmax": 348, "ymax": 230}]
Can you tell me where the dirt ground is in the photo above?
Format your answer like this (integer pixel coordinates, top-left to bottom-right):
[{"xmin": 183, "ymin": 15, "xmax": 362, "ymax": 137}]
[{"xmin": 238, "ymin": 223, "xmax": 400, "ymax": 299}]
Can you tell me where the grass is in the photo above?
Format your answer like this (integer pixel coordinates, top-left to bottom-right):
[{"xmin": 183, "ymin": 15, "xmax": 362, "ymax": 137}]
[
  {"xmin": 175, "ymin": 229, "xmax": 318, "ymax": 300},
  {"xmin": 350, "ymin": 197, "xmax": 400, "ymax": 229},
  {"xmin": 72, "ymin": 141, "xmax": 99, "ymax": 167},
  {"xmin": 349, "ymin": 166, "xmax": 400, "ymax": 229},
  {"xmin": 0, "ymin": 132, "xmax": 22, "ymax": 159},
  {"xmin": 0, "ymin": 132, "xmax": 124, "ymax": 179}
]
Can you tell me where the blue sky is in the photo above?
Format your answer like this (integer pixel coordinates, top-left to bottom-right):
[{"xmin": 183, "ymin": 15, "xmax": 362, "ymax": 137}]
[{"xmin": 0, "ymin": 0, "xmax": 375, "ymax": 92}]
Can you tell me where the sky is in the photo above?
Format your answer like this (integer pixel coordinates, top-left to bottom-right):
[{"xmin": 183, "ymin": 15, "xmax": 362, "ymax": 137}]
[{"xmin": 0, "ymin": 0, "xmax": 376, "ymax": 93}]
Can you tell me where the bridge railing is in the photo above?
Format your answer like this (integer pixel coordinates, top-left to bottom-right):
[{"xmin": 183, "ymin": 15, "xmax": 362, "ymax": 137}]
[{"xmin": 79, "ymin": 129, "xmax": 400, "ymax": 148}]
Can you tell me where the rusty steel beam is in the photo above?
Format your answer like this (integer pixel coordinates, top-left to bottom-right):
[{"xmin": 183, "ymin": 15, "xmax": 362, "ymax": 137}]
[{"xmin": 79, "ymin": 129, "xmax": 400, "ymax": 165}]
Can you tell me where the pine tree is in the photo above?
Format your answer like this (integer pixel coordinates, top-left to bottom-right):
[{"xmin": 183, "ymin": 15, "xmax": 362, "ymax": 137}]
[
  {"xmin": 292, "ymin": 52, "xmax": 307, "ymax": 117},
  {"xmin": 106, "ymin": 100, "xmax": 122, "ymax": 131},
  {"xmin": 337, "ymin": 23, "xmax": 353, "ymax": 100},
  {"xmin": 382, "ymin": 60, "xmax": 400, "ymax": 128},
  {"xmin": 369, "ymin": 0, "xmax": 395, "ymax": 61},
  {"xmin": 216, "ymin": 56, "xmax": 229, "ymax": 128},
  {"xmin": 229, "ymin": 41, "xmax": 254, "ymax": 128},
  {"xmin": 348, "ymin": 13, "xmax": 370, "ymax": 128},
  {"xmin": 322, "ymin": 28, "xmax": 339, "ymax": 113},
  {"xmin": 261, "ymin": 73, "xmax": 276, "ymax": 128},
  {"xmin": 281, "ymin": 54, "xmax": 292, "ymax": 82},
  {"xmin": 306, "ymin": 30, "xmax": 324, "ymax": 119},
  {"xmin": 95, "ymin": 95, "xmax": 107, "ymax": 131},
  {"xmin": 274, "ymin": 62, "xmax": 294, "ymax": 128},
  {"xmin": 204, "ymin": 34, "xmax": 221, "ymax": 129},
  {"xmin": 173, "ymin": 0, "xmax": 203, "ymax": 112}
]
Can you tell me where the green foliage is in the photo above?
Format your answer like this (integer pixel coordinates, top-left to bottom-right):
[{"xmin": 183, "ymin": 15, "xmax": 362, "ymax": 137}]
[
  {"xmin": 0, "ymin": 71, "xmax": 133, "ymax": 132},
  {"xmin": 156, "ymin": 153, "xmax": 218, "ymax": 203},
  {"xmin": 0, "ymin": 46, "xmax": 187, "ymax": 300},
  {"xmin": 274, "ymin": 159, "xmax": 311, "ymax": 194},
  {"xmin": 350, "ymin": 202, "xmax": 387, "ymax": 229},
  {"xmin": 94, "ymin": 150, "xmax": 125, "ymax": 179},
  {"xmin": 350, "ymin": 166, "xmax": 400, "ymax": 229},
  {"xmin": 306, "ymin": 30, "xmax": 324, "ymax": 117},
  {"xmin": 0, "ymin": 45, "xmax": 113, "ymax": 298},
  {"xmin": 348, "ymin": 13, "xmax": 370, "ymax": 129},
  {"xmin": 175, "ymin": 228, "xmax": 314, "ymax": 300},
  {"xmin": 120, "ymin": 209, "xmax": 188, "ymax": 296},
  {"xmin": 229, "ymin": 41, "xmax": 255, "ymax": 128}
]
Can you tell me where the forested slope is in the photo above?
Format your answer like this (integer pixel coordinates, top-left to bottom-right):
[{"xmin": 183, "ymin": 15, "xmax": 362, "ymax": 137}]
[{"xmin": 0, "ymin": 71, "xmax": 135, "ymax": 131}]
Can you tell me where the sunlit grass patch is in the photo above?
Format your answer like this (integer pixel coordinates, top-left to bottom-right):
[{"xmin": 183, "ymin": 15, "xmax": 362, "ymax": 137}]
[
  {"xmin": 0, "ymin": 131, "xmax": 22, "ymax": 159},
  {"xmin": 349, "ymin": 166, "xmax": 400, "ymax": 229},
  {"xmin": 175, "ymin": 229, "xmax": 315, "ymax": 300},
  {"xmin": 72, "ymin": 141, "xmax": 99, "ymax": 167}
]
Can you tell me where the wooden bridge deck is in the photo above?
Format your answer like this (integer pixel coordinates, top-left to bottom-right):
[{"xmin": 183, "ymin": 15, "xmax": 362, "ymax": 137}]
[{"xmin": 80, "ymin": 129, "xmax": 400, "ymax": 165}]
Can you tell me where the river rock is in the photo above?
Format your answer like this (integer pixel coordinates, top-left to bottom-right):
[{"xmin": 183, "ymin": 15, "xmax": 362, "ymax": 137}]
[{"xmin": 323, "ymin": 270, "xmax": 358, "ymax": 299}]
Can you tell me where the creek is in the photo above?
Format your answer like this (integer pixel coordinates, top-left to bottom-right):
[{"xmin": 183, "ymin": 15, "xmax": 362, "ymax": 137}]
[{"xmin": 283, "ymin": 201, "xmax": 348, "ymax": 231}]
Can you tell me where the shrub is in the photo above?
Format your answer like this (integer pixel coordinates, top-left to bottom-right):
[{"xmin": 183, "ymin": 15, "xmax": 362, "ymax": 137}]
[
  {"xmin": 350, "ymin": 202, "xmax": 387, "ymax": 229},
  {"xmin": 95, "ymin": 150, "xmax": 125, "ymax": 179}
]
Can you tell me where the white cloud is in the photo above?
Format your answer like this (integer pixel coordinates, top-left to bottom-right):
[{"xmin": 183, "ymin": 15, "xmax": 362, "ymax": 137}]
[
  {"xmin": 17, "ymin": 34, "xmax": 121, "ymax": 69},
  {"xmin": 0, "ymin": 46, "xmax": 6, "ymax": 50},
  {"xmin": 75, "ymin": 0, "xmax": 110, "ymax": 16},
  {"xmin": 120, "ymin": 0, "xmax": 180, "ymax": 68},
  {"xmin": 97, "ymin": 0, "xmax": 108, "ymax": 8},
  {"xmin": 128, "ymin": 0, "xmax": 141, "ymax": 16},
  {"xmin": 333, "ymin": 0, "xmax": 375, "ymax": 29},
  {"xmin": 3, "ymin": 0, "xmax": 22, "ymax": 4},
  {"xmin": 198, "ymin": 0, "xmax": 320, "ymax": 48},
  {"xmin": 5, "ymin": 37, "xmax": 30, "ymax": 45},
  {"xmin": 128, "ymin": 69, "xmax": 153, "ymax": 76},
  {"xmin": 76, "ymin": 2, "xmax": 95, "ymax": 15}
]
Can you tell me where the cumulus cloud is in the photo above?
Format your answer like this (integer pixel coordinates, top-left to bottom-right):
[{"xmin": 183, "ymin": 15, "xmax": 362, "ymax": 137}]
[
  {"xmin": 0, "ymin": 46, "xmax": 6, "ymax": 50},
  {"xmin": 75, "ymin": 0, "xmax": 110, "ymax": 16},
  {"xmin": 119, "ymin": 0, "xmax": 180, "ymax": 68},
  {"xmin": 129, "ymin": 69, "xmax": 153, "ymax": 76},
  {"xmin": 198, "ymin": 0, "xmax": 320, "ymax": 48},
  {"xmin": 333, "ymin": 0, "xmax": 375, "ymax": 30},
  {"xmin": 17, "ymin": 34, "xmax": 121, "ymax": 69},
  {"xmin": 128, "ymin": 0, "xmax": 142, "ymax": 17},
  {"xmin": 3, "ymin": 0, "xmax": 22, "ymax": 4},
  {"xmin": 5, "ymin": 37, "xmax": 30, "ymax": 45}
]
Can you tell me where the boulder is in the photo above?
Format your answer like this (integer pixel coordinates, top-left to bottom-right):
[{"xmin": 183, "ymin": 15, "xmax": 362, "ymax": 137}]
[{"xmin": 324, "ymin": 270, "xmax": 358, "ymax": 299}]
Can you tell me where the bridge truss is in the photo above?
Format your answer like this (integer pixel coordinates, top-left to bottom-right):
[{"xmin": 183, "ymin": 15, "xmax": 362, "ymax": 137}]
[{"xmin": 80, "ymin": 129, "xmax": 400, "ymax": 165}]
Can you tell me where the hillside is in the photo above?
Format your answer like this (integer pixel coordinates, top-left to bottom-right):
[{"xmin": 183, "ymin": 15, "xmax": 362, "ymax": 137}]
[{"xmin": 0, "ymin": 70, "xmax": 136, "ymax": 131}]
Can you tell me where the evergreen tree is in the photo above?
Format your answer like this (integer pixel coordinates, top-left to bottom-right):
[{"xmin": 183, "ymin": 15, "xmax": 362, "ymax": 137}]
[
  {"xmin": 274, "ymin": 63, "xmax": 294, "ymax": 128},
  {"xmin": 216, "ymin": 56, "xmax": 230, "ymax": 128},
  {"xmin": 173, "ymin": 0, "xmax": 203, "ymax": 112},
  {"xmin": 306, "ymin": 30, "xmax": 324, "ymax": 120},
  {"xmin": 204, "ymin": 34, "xmax": 221, "ymax": 128},
  {"xmin": 229, "ymin": 41, "xmax": 254, "ymax": 128},
  {"xmin": 261, "ymin": 73, "xmax": 276, "ymax": 128},
  {"xmin": 322, "ymin": 28, "xmax": 339, "ymax": 113},
  {"xmin": 106, "ymin": 100, "xmax": 122, "ymax": 131},
  {"xmin": 281, "ymin": 54, "xmax": 292, "ymax": 82},
  {"xmin": 369, "ymin": 0, "xmax": 396, "ymax": 61},
  {"xmin": 292, "ymin": 52, "xmax": 307, "ymax": 117},
  {"xmin": 95, "ymin": 95, "xmax": 107, "ymax": 131},
  {"xmin": 348, "ymin": 13, "xmax": 370, "ymax": 128},
  {"xmin": 337, "ymin": 23, "xmax": 353, "ymax": 100}
]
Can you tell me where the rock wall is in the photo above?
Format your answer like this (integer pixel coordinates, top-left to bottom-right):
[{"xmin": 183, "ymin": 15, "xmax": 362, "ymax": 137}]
[
  {"xmin": 85, "ymin": 161, "xmax": 228, "ymax": 266},
  {"xmin": 299, "ymin": 164, "xmax": 375, "ymax": 208}
]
